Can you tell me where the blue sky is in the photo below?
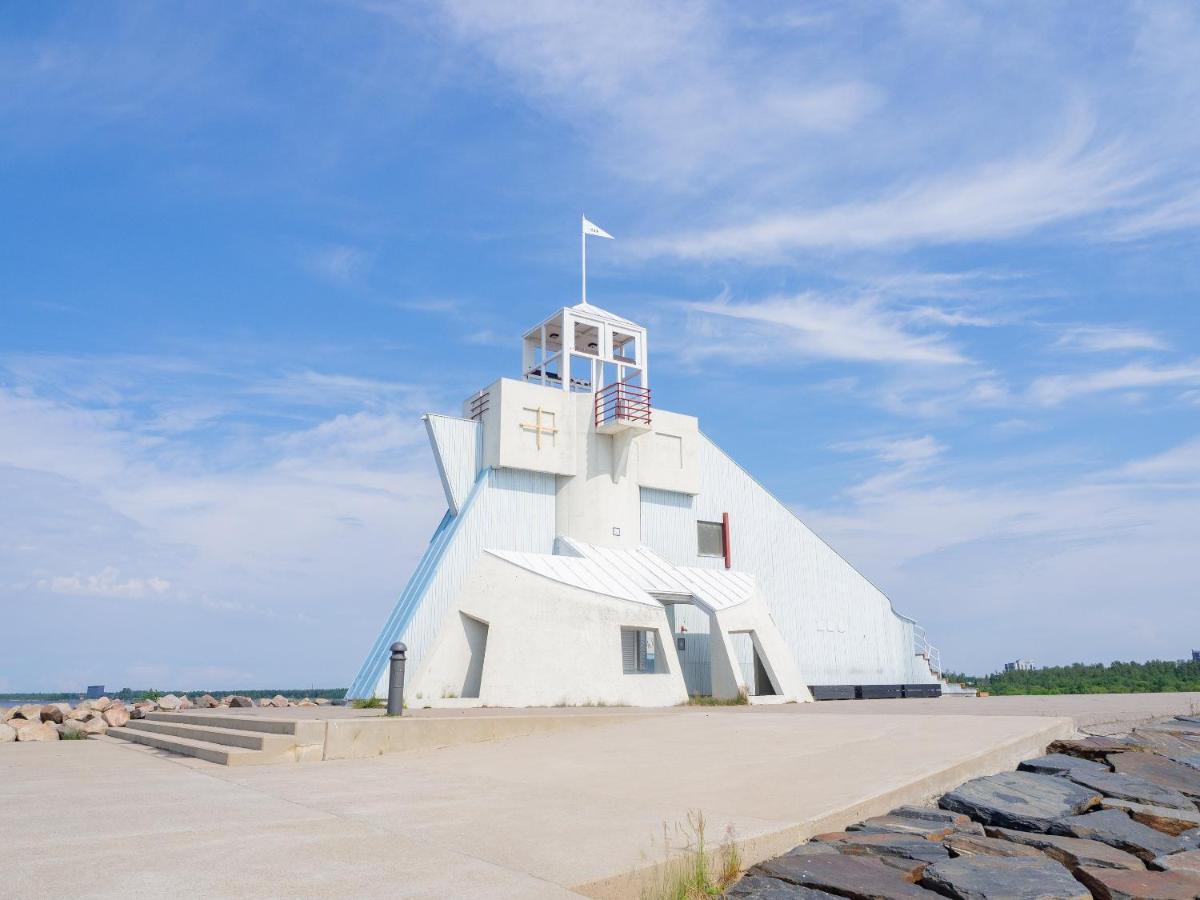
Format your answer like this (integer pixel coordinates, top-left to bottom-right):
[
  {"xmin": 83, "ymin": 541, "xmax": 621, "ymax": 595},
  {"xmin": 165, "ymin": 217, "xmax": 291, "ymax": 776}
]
[{"xmin": 2, "ymin": 2, "xmax": 1198, "ymax": 691}]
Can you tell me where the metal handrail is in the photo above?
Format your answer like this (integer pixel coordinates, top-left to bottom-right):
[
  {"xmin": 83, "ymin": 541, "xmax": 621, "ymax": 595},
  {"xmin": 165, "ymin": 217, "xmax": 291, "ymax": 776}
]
[{"xmin": 594, "ymin": 382, "xmax": 652, "ymax": 428}]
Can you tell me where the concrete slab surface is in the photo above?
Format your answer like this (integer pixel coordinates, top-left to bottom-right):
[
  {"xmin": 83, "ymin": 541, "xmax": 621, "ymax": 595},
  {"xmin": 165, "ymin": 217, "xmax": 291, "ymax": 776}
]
[{"xmin": 4, "ymin": 693, "xmax": 1200, "ymax": 899}]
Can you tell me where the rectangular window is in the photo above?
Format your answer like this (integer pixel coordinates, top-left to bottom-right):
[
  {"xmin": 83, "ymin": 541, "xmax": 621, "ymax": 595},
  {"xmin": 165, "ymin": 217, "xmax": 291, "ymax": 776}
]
[
  {"xmin": 621, "ymin": 628, "xmax": 659, "ymax": 674},
  {"xmin": 697, "ymin": 520, "xmax": 725, "ymax": 558}
]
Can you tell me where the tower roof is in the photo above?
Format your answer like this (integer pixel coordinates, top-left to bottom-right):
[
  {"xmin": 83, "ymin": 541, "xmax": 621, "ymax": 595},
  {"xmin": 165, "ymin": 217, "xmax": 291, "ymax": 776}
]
[{"xmin": 569, "ymin": 301, "xmax": 640, "ymax": 329}]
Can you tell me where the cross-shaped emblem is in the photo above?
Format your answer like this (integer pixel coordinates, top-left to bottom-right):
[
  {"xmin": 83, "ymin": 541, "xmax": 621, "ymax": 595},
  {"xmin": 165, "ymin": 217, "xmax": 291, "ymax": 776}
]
[{"xmin": 520, "ymin": 406, "xmax": 558, "ymax": 450}]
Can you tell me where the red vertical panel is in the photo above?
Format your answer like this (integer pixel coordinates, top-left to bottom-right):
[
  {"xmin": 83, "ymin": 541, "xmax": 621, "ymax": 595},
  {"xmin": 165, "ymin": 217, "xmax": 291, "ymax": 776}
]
[{"xmin": 722, "ymin": 512, "xmax": 731, "ymax": 569}]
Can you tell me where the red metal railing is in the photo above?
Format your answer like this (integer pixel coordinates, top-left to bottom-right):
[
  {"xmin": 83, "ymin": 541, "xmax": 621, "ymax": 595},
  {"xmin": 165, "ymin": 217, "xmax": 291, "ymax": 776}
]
[{"xmin": 594, "ymin": 382, "xmax": 651, "ymax": 429}]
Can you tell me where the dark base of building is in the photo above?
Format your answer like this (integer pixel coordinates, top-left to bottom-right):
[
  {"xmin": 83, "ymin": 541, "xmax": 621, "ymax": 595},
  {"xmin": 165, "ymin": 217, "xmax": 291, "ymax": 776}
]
[{"xmin": 808, "ymin": 683, "xmax": 942, "ymax": 701}]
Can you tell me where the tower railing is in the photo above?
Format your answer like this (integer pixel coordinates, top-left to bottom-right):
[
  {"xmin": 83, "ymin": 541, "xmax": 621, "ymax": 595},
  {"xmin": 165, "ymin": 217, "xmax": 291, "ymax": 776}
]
[{"xmin": 594, "ymin": 382, "xmax": 652, "ymax": 430}]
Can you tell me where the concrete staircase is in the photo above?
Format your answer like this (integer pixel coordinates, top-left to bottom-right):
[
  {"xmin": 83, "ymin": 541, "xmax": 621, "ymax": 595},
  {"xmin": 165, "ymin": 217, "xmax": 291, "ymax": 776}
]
[{"xmin": 109, "ymin": 712, "xmax": 326, "ymax": 765}]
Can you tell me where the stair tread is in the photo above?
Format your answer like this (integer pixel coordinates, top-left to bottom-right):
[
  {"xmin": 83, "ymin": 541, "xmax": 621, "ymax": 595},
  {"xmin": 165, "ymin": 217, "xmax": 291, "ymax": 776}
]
[
  {"xmin": 126, "ymin": 720, "xmax": 286, "ymax": 741},
  {"xmin": 111, "ymin": 727, "xmax": 262, "ymax": 758}
]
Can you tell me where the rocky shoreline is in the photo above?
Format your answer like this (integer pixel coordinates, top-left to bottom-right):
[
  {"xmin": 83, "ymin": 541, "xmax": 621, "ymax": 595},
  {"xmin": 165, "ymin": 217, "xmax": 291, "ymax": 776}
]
[
  {"xmin": 0, "ymin": 693, "xmax": 331, "ymax": 743},
  {"xmin": 728, "ymin": 715, "xmax": 1200, "ymax": 898}
]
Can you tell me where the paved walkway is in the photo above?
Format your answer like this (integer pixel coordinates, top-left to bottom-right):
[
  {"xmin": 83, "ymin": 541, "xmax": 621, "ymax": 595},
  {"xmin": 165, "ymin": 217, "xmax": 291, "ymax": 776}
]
[{"xmin": 5, "ymin": 693, "xmax": 1199, "ymax": 899}]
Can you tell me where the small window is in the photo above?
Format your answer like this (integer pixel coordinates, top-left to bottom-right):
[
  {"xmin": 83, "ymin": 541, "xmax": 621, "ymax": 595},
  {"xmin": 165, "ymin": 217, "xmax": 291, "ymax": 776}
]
[
  {"xmin": 697, "ymin": 521, "xmax": 725, "ymax": 558},
  {"xmin": 621, "ymin": 628, "xmax": 660, "ymax": 674},
  {"xmin": 677, "ymin": 636, "xmax": 686, "ymax": 652}
]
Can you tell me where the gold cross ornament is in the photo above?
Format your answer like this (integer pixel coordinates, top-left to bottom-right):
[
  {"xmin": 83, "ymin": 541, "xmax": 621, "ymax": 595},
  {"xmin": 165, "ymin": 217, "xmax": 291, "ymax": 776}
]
[{"xmin": 520, "ymin": 406, "xmax": 558, "ymax": 450}]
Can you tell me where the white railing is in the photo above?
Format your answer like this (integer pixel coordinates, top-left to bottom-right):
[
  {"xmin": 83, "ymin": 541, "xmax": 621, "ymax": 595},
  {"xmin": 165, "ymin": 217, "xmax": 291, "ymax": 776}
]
[{"xmin": 913, "ymin": 625, "xmax": 942, "ymax": 676}]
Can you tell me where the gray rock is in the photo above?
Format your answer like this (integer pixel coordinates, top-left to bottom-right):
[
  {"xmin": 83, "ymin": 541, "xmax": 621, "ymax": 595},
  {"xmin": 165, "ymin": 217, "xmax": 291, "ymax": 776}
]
[
  {"xmin": 920, "ymin": 856, "xmax": 1090, "ymax": 899},
  {"xmin": 1047, "ymin": 736, "xmax": 1145, "ymax": 760},
  {"xmin": 1151, "ymin": 848, "xmax": 1200, "ymax": 874},
  {"xmin": 847, "ymin": 815, "xmax": 956, "ymax": 840},
  {"xmin": 1019, "ymin": 754, "xmax": 1109, "ymax": 776},
  {"xmin": 889, "ymin": 805, "xmax": 976, "ymax": 827},
  {"xmin": 985, "ymin": 826, "xmax": 1143, "ymax": 871},
  {"xmin": 1110, "ymin": 752, "xmax": 1200, "ymax": 800},
  {"xmin": 939, "ymin": 771, "xmax": 1100, "ymax": 832},
  {"xmin": 1055, "ymin": 809, "xmax": 1199, "ymax": 862},
  {"xmin": 942, "ymin": 833, "xmax": 1044, "ymax": 860},
  {"xmin": 751, "ymin": 853, "xmax": 930, "ymax": 898},
  {"xmin": 1074, "ymin": 865, "xmax": 1200, "ymax": 899},
  {"xmin": 724, "ymin": 874, "xmax": 839, "ymax": 898},
  {"xmin": 1063, "ymin": 768, "xmax": 1195, "ymax": 811},
  {"xmin": 813, "ymin": 831, "xmax": 951, "ymax": 865},
  {"xmin": 1098, "ymin": 798, "xmax": 1200, "ymax": 836}
]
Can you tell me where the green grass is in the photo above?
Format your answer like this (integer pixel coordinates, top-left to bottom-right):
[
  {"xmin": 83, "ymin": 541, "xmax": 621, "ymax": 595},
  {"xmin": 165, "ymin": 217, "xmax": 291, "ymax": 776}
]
[
  {"xmin": 640, "ymin": 811, "xmax": 741, "ymax": 900},
  {"xmin": 351, "ymin": 697, "xmax": 384, "ymax": 709},
  {"xmin": 684, "ymin": 692, "xmax": 748, "ymax": 707},
  {"xmin": 59, "ymin": 729, "xmax": 89, "ymax": 740}
]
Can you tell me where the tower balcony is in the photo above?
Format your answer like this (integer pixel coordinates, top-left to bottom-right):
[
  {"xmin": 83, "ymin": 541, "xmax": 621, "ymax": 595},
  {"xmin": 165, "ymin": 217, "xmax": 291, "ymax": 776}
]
[{"xmin": 594, "ymin": 382, "xmax": 652, "ymax": 434}]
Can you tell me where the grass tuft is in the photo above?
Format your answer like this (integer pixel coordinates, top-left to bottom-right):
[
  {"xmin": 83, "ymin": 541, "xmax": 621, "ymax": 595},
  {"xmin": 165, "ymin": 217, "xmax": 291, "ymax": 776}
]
[
  {"xmin": 351, "ymin": 697, "xmax": 384, "ymax": 709},
  {"xmin": 685, "ymin": 692, "xmax": 748, "ymax": 707},
  {"xmin": 640, "ymin": 810, "xmax": 741, "ymax": 900},
  {"xmin": 59, "ymin": 729, "xmax": 89, "ymax": 741}
]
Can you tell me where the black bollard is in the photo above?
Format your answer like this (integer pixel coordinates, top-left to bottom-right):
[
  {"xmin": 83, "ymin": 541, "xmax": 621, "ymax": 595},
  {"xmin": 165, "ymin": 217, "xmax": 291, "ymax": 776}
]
[{"xmin": 387, "ymin": 642, "xmax": 407, "ymax": 716}]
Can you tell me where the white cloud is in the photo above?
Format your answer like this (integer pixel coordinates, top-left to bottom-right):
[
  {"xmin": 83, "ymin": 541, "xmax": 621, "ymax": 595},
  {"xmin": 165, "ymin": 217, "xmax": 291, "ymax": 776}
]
[
  {"xmin": 38, "ymin": 567, "xmax": 172, "ymax": 600},
  {"xmin": 1029, "ymin": 361, "xmax": 1200, "ymax": 406},
  {"xmin": 1055, "ymin": 325, "xmax": 1167, "ymax": 353},
  {"xmin": 305, "ymin": 244, "xmax": 371, "ymax": 284}
]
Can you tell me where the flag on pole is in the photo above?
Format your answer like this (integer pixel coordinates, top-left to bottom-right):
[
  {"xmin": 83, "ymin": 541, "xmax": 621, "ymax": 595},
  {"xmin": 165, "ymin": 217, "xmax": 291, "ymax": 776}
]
[{"xmin": 582, "ymin": 217, "xmax": 614, "ymax": 240}]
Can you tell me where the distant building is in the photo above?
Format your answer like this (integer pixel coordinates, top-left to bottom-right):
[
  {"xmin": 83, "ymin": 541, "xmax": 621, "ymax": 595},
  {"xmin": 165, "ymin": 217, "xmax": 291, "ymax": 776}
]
[
  {"xmin": 1193, "ymin": 650, "xmax": 1200, "ymax": 662},
  {"xmin": 85, "ymin": 685, "xmax": 105, "ymax": 699},
  {"xmin": 1003, "ymin": 659, "xmax": 1036, "ymax": 673}
]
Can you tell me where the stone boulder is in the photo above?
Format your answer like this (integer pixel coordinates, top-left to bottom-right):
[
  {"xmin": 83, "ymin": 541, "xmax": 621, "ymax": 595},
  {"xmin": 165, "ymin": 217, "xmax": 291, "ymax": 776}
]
[
  {"xmin": 91, "ymin": 696, "xmax": 113, "ymax": 712},
  {"xmin": 942, "ymin": 833, "xmax": 1045, "ymax": 860},
  {"xmin": 1063, "ymin": 767, "xmax": 1195, "ymax": 811},
  {"xmin": 271, "ymin": 694, "xmax": 289, "ymax": 708},
  {"xmin": 178, "ymin": 695, "xmax": 193, "ymax": 710},
  {"xmin": 811, "ymin": 831, "xmax": 951, "ymax": 865},
  {"xmin": 0, "ymin": 723, "xmax": 16, "ymax": 743},
  {"xmin": 1099, "ymin": 798, "xmax": 1200, "ymax": 836},
  {"xmin": 939, "ymin": 771, "xmax": 1101, "ymax": 832},
  {"xmin": 1056, "ymin": 809, "xmax": 1200, "ymax": 862},
  {"xmin": 751, "ymin": 853, "xmax": 930, "ymax": 897},
  {"xmin": 1110, "ymin": 752, "xmax": 1200, "ymax": 801},
  {"xmin": 198, "ymin": 694, "xmax": 218, "ymax": 708},
  {"xmin": 65, "ymin": 716, "xmax": 107, "ymax": 736},
  {"xmin": 725, "ymin": 875, "xmax": 838, "ymax": 898},
  {"xmin": 314, "ymin": 698, "xmax": 330, "ymax": 705},
  {"xmin": 16, "ymin": 721, "xmax": 60, "ymax": 742},
  {"xmin": 66, "ymin": 706, "xmax": 93, "ymax": 721},
  {"xmin": 17, "ymin": 703, "xmax": 44, "ymax": 720},
  {"xmin": 2, "ymin": 706, "xmax": 20, "ymax": 723},
  {"xmin": 920, "ymin": 856, "xmax": 1090, "ymax": 899},
  {"xmin": 102, "ymin": 706, "xmax": 130, "ymax": 728},
  {"xmin": 986, "ymin": 826, "xmax": 1143, "ymax": 872},
  {"xmin": 1075, "ymin": 865, "xmax": 1200, "ymax": 900},
  {"xmin": 1048, "ymin": 736, "xmax": 1146, "ymax": 760},
  {"xmin": 847, "ymin": 815, "xmax": 957, "ymax": 840},
  {"xmin": 228, "ymin": 696, "xmax": 254, "ymax": 708},
  {"xmin": 8, "ymin": 717, "xmax": 40, "ymax": 734},
  {"xmin": 1153, "ymin": 848, "xmax": 1200, "ymax": 875},
  {"xmin": 39, "ymin": 704, "xmax": 65, "ymax": 724},
  {"xmin": 156, "ymin": 694, "xmax": 181, "ymax": 711},
  {"xmin": 297, "ymin": 699, "xmax": 316, "ymax": 707},
  {"xmin": 1018, "ymin": 753, "xmax": 1110, "ymax": 776}
]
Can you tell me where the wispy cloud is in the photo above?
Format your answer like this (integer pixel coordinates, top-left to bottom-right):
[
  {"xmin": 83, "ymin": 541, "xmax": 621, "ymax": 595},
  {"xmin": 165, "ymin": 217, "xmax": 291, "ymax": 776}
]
[
  {"xmin": 1029, "ymin": 360, "xmax": 1200, "ymax": 406},
  {"xmin": 1055, "ymin": 325, "xmax": 1167, "ymax": 353}
]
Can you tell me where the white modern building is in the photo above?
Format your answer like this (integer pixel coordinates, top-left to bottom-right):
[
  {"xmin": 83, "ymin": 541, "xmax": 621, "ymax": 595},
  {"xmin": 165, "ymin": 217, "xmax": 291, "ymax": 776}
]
[{"xmin": 346, "ymin": 300, "xmax": 942, "ymax": 707}]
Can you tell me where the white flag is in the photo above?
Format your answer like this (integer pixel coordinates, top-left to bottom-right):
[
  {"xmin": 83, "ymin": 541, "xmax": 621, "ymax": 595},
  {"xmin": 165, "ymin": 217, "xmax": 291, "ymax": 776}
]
[{"xmin": 582, "ymin": 216, "xmax": 614, "ymax": 240}]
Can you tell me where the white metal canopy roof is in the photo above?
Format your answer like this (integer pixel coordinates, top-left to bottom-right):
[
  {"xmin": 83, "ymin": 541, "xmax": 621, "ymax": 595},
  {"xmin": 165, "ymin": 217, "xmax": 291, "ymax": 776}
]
[{"xmin": 485, "ymin": 538, "xmax": 754, "ymax": 612}]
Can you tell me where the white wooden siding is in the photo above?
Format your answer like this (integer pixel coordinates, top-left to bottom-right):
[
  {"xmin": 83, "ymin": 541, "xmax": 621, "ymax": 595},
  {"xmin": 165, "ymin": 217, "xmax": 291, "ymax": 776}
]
[{"xmin": 425, "ymin": 414, "xmax": 482, "ymax": 514}]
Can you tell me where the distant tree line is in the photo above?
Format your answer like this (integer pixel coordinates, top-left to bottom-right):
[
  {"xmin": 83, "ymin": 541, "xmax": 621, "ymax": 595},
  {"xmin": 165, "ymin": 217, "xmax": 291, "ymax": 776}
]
[{"xmin": 944, "ymin": 659, "xmax": 1200, "ymax": 695}]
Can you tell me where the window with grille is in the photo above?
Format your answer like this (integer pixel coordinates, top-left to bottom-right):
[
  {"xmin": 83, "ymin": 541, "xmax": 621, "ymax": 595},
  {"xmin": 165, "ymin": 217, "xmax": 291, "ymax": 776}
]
[{"xmin": 697, "ymin": 520, "xmax": 725, "ymax": 558}]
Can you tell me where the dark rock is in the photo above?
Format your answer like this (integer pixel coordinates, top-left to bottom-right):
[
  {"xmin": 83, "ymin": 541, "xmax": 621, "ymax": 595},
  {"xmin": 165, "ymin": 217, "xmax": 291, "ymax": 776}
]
[
  {"xmin": 942, "ymin": 833, "xmax": 1044, "ymax": 860},
  {"xmin": 1018, "ymin": 753, "xmax": 1109, "ymax": 776},
  {"xmin": 1074, "ymin": 865, "xmax": 1200, "ymax": 899},
  {"xmin": 812, "ymin": 832, "xmax": 951, "ymax": 865},
  {"xmin": 1063, "ymin": 768, "xmax": 1195, "ymax": 811},
  {"xmin": 1098, "ymin": 798, "xmax": 1200, "ymax": 836},
  {"xmin": 1048, "ymin": 737, "xmax": 1146, "ymax": 761},
  {"xmin": 847, "ymin": 816, "xmax": 955, "ymax": 840},
  {"xmin": 724, "ymin": 874, "xmax": 839, "ymax": 898},
  {"xmin": 1128, "ymin": 730, "xmax": 1200, "ymax": 770},
  {"xmin": 1151, "ymin": 848, "xmax": 1200, "ymax": 874},
  {"xmin": 198, "ymin": 694, "xmax": 219, "ymax": 708},
  {"xmin": 1055, "ymin": 809, "xmax": 1198, "ymax": 862},
  {"xmin": 938, "ymin": 771, "xmax": 1100, "ymax": 832},
  {"xmin": 751, "ymin": 853, "xmax": 931, "ymax": 898},
  {"xmin": 782, "ymin": 844, "xmax": 840, "ymax": 859},
  {"xmin": 227, "ymin": 696, "xmax": 254, "ymax": 708},
  {"xmin": 919, "ymin": 856, "xmax": 1090, "ymax": 899},
  {"xmin": 985, "ymin": 826, "xmax": 1144, "ymax": 872},
  {"xmin": 888, "ymin": 806, "xmax": 974, "ymax": 827},
  {"xmin": 1110, "ymin": 752, "xmax": 1200, "ymax": 801},
  {"xmin": 39, "ymin": 704, "xmax": 65, "ymax": 724}
]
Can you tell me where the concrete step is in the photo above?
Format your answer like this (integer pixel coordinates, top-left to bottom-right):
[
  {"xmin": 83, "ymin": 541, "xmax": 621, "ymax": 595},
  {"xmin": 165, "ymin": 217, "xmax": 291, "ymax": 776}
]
[
  {"xmin": 109, "ymin": 726, "xmax": 280, "ymax": 766},
  {"xmin": 143, "ymin": 711, "xmax": 314, "ymax": 735},
  {"xmin": 123, "ymin": 719, "xmax": 295, "ymax": 751}
]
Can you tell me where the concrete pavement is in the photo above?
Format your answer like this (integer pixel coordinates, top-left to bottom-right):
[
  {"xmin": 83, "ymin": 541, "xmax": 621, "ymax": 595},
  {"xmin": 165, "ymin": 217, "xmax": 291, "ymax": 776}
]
[{"xmin": 4, "ymin": 693, "xmax": 1199, "ymax": 899}]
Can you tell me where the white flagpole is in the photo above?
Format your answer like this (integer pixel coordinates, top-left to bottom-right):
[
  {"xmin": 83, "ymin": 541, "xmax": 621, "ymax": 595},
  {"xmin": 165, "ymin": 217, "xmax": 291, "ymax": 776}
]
[{"xmin": 581, "ymin": 214, "xmax": 587, "ymax": 304}]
